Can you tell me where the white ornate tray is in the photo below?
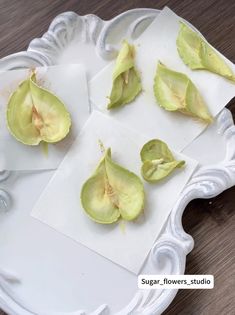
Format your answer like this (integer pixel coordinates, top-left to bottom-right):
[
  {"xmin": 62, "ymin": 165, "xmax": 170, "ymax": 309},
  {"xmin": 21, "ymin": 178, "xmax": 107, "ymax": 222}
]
[{"xmin": 0, "ymin": 8, "xmax": 235, "ymax": 315}]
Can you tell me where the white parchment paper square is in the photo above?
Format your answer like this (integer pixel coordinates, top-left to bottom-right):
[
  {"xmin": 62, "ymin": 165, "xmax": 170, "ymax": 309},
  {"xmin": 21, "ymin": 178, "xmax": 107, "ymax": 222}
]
[
  {"xmin": 89, "ymin": 7, "xmax": 235, "ymax": 152},
  {"xmin": 31, "ymin": 111, "xmax": 198, "ymax": 274},
  {"xmin": 0, "ymin": 64, "xmax": 90, "ymax": 170}
]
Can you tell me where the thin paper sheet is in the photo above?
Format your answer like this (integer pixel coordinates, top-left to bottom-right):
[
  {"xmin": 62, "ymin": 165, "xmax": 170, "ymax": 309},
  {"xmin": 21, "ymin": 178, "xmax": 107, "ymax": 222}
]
[
  {"xmin": 89, "ymin": 7, "xmax": 235, "ymax": 152},
  {"xmin": 31, "ymin": 111, "xmax": 198, "ymax": 274},
  {"xmin": 0, "ymin": 64, "xmax": 90, "ymax": 170}
]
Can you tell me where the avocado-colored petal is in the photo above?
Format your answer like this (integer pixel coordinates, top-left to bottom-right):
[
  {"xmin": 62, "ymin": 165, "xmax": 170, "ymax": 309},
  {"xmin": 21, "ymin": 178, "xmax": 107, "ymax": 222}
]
[
  {"xmin": 105, "ymin": 149, "xmax": 145, "ymax": 221},
  {"xmin": 7, "ymin": 79, "xmax": 41, "ymax": 145},
  {"xmin": 184, "ymin": 80, "xmax": 212, "ymax": 123},
  {"xmin": 7, "ymin": 72, "xmax": 71, "ymax": 146},
  {"xmin": 199, "ymin": 42, "xmax": 235, "ymax": 80},
  {"xmin": 141, "ymin": 139, "xmax": 174, "ymax": 163},
  {"xmin": 176, "ymin": 22, "xmax": 203, "ymax": 69},
  {"xmin": 81, "ymin": 157, "xmax": 120, "ymax": 224},
  {"xmin": 108, "ymin": 68, "xmax": 141, "ymax": 109},
  {"xmin": 154, "ymin": 62, "xmax": 188, "ymax": 111},
  {"xmin": 108, "ymin": 40, "xmax": 142, "ymax": 109},
  {"xmin": 141, "ymin": 160, "xmax": 185, "ymax": 182},
  {"xmin": 112, "ymin": 40, "xmax": 135, "ymax": 80},
  {"xmin": 80, "ymin": 148, "xmax": 145, "ymax": 224},
  {"xmin": 154, "ymin": 62, "xmax": 213, "ymax": 123},
  {"xmin": 140, "ymin": 139, "xmax": 185, "ymax": 183},
  {"xmin": 30, "ymin": 73, "xmax": 71, "ymax": 143},
  {"xmin": 177, "ymin": 22, "xmax": 235, "ymax": 81}
]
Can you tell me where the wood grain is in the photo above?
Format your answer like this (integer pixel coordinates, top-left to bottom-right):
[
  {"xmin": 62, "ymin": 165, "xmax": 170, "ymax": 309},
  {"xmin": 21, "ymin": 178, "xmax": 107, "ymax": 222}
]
[{"xmin": 0, "ymin": 0, "xmax": 234, "ymax": 314}]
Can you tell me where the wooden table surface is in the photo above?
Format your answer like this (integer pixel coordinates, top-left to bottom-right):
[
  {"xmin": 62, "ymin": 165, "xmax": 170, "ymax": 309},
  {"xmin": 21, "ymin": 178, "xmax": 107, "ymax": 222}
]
[{"xmin": 0, "ymin": 0, "xmax": 234, "ymax": 314}]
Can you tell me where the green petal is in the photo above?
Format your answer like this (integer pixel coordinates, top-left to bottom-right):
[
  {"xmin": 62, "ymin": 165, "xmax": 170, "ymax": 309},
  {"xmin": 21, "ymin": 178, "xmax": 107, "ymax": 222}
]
[
  {"xmin": 30, "ymin": 73, "xmax": 71, "ymax": 143},
  {"xmin": 154, "ymin": 62, "xmax": 188, "ymax": 111},
  {"xmin": 140, "ymin": 139, "xmax": 185, "ymax": 183},
  {"xmin": 7, "ymin": 72, "xmax": 71, "ymax": 146},
  {"xmin": 7, "ymin": 78, "xmax": 41, "ymax": 145},
  {"xmin": 112, "ymin": 41, "xmax": 135, "ymax": 80},
  {"xmin": 142, "ymin": 160, "xmax": 185, "ymax": 182},
  {"xmin": 184, "ymin": 80, "xmax": 213, "ymax": 123},
  {"xmin": 177, "ymin": 22, "xmax": 235, "ymax": 81},
  {"xmin": 81, "ymin": 148, "xmax": 145, "ymax": 224},
  {"xmin": 108, "ymin": 40, "xmax": 142, "ymax": 109},
  {"xmin": 105, "ymin": 149, "xmax": 145, "ymax": 221},
  {"xmin": 81, "ymin": 157, "xmax": 121, "ymax": 224},
  {"xmin": 154, "ymin": 62, "xmax": 213, "ymax": 123},
  {"xmin": 140, "ymin": 139, "xmax": 174, "ymax": 162}
]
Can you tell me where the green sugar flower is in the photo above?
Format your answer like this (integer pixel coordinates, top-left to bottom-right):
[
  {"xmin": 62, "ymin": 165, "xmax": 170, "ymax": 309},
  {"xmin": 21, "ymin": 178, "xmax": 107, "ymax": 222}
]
[
  {"xmin": 7, "ymin": 72, "xmax": 71, "ymax": 145},
  {"xmin": 154, "ymin": 62, "xmax": 213, "ymax": 123},
  {"xmin": 81, "ymin": 148, "xmax": 145, "ymax": 224},
  {"xmin": 108, "ymin": 40, "xmax": 142, "ymax": 109},
  {"xmin": 177, "ymin": 22, "xmax": 235, "ymax": 82},
  {"xmin": 140, "ymin": 139, "xmax": 185, "ymax": 182}
]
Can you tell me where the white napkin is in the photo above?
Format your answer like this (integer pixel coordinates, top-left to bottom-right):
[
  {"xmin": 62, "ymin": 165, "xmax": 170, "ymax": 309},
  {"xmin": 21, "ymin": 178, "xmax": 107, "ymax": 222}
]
[
  {"xmin": 0, "ymin": 64, "xmax": 90, "ymax": 170},
  {"xmin": 31, "ymin": 111, "xmax": 198, "ymax": 274},
  {"xmin": 89, "ymin": 7, "xmax": 235, "ymax": 152}
]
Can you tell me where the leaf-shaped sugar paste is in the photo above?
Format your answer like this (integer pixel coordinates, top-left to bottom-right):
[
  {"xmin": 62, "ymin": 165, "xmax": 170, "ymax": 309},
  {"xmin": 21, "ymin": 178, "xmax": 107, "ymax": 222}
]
[
  {"xmin": 177, "ymin": 22, "xmax": 235, "ymax": 82},
  {"xmin": 81, "ymin": 148, "xmax": 145, "ymax": 224},
  {"xmin": 7, "ymin": 72, "xmax": 71, "ymax": 145},
  {"xmin": 154, "ymin": 62, "xmax": 213, "ymax": 123},
  {"xmin": 140, "ymin": 139, "xmax": 185, "ymax": 182},
  {"xmin": 107, "ymin": 40, "xmax": 142, "ymax": 109}
]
